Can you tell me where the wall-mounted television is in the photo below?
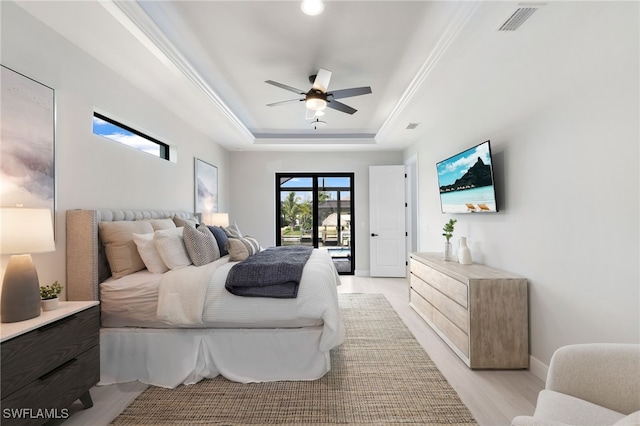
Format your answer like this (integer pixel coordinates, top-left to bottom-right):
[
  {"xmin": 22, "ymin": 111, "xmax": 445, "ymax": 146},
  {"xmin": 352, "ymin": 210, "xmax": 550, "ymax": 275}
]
[{"xmin": 436, "ymin": 140, "xmax": 498, "ymax": 213}]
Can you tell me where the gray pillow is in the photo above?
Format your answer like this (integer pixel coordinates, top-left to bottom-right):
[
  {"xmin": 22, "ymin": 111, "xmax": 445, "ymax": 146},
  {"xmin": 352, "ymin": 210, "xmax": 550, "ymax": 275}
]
[
  {"xmin": 223, "ymin": 222, "xmax": 243, "ymax": 239},
  {"xmin": 173, "ymin": 216, "xmax": 199, "ymax": 228},
  {"xmin": 208, "ymin": 226, "xmax": 229, "ymax": 256},
  {"xmin": 183, "ymin": 224, "xmax": 220, "ymax": 266}
]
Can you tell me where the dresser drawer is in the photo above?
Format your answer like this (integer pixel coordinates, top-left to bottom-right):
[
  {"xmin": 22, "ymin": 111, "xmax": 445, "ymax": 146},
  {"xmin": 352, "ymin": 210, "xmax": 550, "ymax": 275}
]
[
  {"xmin": 1, "ymin": 344, "xmax": 99, "ymax": 426},
  {"xmin": 410, "ymin": 289, "xmax": 469, "ymax": 357},
  {"xmin": 410, "ymin": 258, "xmax": 468, "ymax": 308},
  {"xmin": 1, "ymin": 306, "xmax": 99, "ymax": 397},
  {"xmin": 410, "ymin": 253, "xmax": 529, "ymax": 369},
  {"xmin": 410, "ymin": 274, "xmax": 469, "ymax": 333}
]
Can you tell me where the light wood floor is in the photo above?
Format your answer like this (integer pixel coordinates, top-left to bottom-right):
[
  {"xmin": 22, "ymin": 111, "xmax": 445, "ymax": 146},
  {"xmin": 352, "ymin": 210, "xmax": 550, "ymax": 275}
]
[{"xmin": 60, "ymin": 275, "xmax": 543, "ymax": 426}]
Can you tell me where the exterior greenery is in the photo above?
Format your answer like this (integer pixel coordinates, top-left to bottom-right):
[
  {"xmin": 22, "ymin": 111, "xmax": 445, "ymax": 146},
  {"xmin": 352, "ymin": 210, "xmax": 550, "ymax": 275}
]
[{"xmin": 280, "ymin": 191, "xmax": 331, "ymax": 234}]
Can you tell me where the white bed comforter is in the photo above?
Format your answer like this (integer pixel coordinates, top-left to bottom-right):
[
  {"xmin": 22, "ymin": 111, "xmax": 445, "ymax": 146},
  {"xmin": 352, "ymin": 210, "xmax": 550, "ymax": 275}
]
[{"xmin": 156, "ymin": 248, "xmax": 344, "ymax": 351}]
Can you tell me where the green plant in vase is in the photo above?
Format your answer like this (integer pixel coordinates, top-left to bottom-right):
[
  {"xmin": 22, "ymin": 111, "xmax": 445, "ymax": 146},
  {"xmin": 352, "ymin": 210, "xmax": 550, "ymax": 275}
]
[
  {"xmin": 40, "ymin": 280, "xmax": 63, "ymax": 300},
  {"xmin": 442, "ymin": 219, "xmax": 457, "ymax": 261}
]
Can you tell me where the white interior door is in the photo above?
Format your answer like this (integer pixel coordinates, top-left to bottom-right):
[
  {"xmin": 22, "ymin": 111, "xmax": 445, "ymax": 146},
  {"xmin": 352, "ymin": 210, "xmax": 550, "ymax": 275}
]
[{"xmin": 369, "ymin": 165, "xmax": 406, "ymax": 277}]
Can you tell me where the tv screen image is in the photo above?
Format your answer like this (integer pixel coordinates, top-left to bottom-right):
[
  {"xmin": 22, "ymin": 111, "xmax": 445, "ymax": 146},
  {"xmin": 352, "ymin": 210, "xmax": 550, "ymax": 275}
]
[{"xmin": 436, "ymin": 140, "xmax": 498, "ymax": 213}]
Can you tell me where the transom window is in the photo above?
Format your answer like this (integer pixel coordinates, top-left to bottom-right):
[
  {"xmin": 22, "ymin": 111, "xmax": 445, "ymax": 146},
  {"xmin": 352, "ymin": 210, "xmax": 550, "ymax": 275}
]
[{"xmin": 92, "ymin": 112, "xmax": 170, "ymax": 160}]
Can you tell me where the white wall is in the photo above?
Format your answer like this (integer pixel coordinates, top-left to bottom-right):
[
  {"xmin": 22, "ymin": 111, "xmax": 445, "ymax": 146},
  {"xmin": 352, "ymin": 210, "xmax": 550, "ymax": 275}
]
[
  {"xmin": 0, "ymin": 3, "xmax": 230, "ymax": 298},
  {"xmin": 3, "ymin": 0, "xmax": 636, "ymax": 372},
  {"xmin": 404, "ymin": 2, "xmax": 639, "ymax": 368},
  {"xmin": 228, "ymin": 150, "xmax": 403, "ymax": 275}
]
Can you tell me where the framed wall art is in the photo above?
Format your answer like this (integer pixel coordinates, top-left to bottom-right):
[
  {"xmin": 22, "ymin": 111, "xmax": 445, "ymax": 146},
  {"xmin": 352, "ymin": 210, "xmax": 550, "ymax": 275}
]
[
  {"xmin": 194, "ymin": 158, "xmax": 218, "ymax": 223},
  {"xmin": 0, "ymin": 65, "xmax": 55, "ymax": 221}
]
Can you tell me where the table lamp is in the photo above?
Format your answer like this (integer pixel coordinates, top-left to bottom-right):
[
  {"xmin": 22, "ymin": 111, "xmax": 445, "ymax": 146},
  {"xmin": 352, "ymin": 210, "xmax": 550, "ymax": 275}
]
[
  {"xmin": 1, "ymin": 208, "xmax": 55, "ymax": 323},
  {"xmin": 209, "ymin": 213, "xmax": 229, "ymax": 228}
]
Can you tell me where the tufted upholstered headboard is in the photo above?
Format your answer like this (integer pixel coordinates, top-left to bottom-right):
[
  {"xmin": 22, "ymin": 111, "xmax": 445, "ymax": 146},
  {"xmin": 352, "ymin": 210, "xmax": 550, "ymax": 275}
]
[{"xmin": 65, "ymin": 209, "xmax": 195, "ymax": 301}]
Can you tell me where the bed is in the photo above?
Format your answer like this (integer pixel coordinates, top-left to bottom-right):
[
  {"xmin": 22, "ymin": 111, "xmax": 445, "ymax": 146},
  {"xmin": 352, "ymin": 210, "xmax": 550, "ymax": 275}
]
[{"xmin": 65, "ymin": 209, "xmax": 345, "ymax": 388}]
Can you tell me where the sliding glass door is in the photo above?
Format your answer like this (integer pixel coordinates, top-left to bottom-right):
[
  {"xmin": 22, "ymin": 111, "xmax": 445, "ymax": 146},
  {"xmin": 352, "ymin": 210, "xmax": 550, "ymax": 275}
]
[{"xmin": 276, "ymin": 173, "xmax": 354, "ymax": 275}]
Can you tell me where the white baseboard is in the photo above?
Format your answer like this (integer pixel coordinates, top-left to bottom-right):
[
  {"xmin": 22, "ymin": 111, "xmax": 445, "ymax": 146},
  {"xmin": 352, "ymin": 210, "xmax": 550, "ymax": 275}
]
[
  {"xmin": 354, "ymin": 269, "xmax": 370, "ymax": 277},
  {"xmin": 529, "ymin": 354, "xmax": 548, "ymax": 384}
]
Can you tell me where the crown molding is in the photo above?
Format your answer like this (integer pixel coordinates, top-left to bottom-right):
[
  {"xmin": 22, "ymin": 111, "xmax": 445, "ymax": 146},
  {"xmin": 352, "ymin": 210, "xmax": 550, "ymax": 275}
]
[
  {"xmin": 375, "ymin": 1, "xmax": 481, "ymax": 143},
  {"xmin": 253, "ymin": 132, "xmax": 377, "ymax": 145},
  {"xmin": 99, "ymin": 0, "xmax": 255, "ymax": 144}
]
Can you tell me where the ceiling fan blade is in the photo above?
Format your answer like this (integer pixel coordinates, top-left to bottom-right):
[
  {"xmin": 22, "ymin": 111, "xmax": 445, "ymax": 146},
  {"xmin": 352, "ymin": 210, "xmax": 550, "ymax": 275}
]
[
  {"xmin": 311, "ymin": 68, "xmax": 332, "ymax": 92},
  {"xmin": 267, "ymin": 99, "xmax": 303, "ymax": 107},
  {"xmin": 327, "ymin": 100, "xmax": 357, "ymax": 115},
  {"xmin": 328, "ymin": 86, "xmax": 372, "ymax": 99},
  {"xmin": 265, "ymin": 80, "xmax": 306, "ymax": 95}
]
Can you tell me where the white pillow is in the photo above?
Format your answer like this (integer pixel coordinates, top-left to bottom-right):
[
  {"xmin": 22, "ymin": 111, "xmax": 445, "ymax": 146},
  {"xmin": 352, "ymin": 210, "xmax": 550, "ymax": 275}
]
[
  {"xmin": 132, "ymin": 232, "xmax": 169, "ymax": 274},
  {"xmin": 154, "ymin": 227, "xmax": 192, "ymax": 270},
  {"xmin": 614, "ymin": 411, "xmax": 640, "ymax": 425}
]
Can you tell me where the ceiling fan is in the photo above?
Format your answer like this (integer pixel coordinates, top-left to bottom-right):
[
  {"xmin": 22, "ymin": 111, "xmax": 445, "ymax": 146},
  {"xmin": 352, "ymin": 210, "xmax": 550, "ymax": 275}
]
[{"xmin": 265, "ymin": 69, "xmax": 372, "ymax": 118}]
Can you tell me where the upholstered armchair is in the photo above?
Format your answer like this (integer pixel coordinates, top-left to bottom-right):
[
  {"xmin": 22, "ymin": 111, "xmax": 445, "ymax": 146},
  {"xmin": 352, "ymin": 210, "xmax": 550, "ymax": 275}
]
[{"xmin": 512, "ymin": 343, "xmax": 640, "ymax": 426}]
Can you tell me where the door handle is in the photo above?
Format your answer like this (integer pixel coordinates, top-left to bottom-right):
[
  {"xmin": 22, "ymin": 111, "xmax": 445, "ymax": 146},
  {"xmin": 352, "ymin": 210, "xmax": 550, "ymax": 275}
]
[{"xmin": 371, "ymin": 233, "xmax": 378, "ymax": 237}]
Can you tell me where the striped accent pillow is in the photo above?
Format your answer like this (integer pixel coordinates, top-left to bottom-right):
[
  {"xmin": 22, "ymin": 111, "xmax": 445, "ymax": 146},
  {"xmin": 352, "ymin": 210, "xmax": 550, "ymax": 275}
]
[
  {"xmin": 183, "ymin": 224, "xmax": 221, "ymax": 266},
  {"xmin": 227, "ymin": 236, "xmax": 261, "ymax": 261}
]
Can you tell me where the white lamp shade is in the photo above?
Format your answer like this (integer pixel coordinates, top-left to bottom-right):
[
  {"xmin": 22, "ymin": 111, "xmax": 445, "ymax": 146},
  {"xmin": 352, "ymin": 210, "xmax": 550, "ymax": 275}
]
[
  {"xmin": 0, "ymin": 208, "xmax": 55, "ymax": 254},
  {"xmin": 209, "ymin": 213, "xmax": 230, "ymax": 228}
]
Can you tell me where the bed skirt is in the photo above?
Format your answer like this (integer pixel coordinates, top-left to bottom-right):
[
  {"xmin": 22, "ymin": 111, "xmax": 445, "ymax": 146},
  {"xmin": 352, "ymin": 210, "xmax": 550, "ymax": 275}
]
[{"xmin": 99, "ymin": 326, "xmax": 330, "ymax": 388}]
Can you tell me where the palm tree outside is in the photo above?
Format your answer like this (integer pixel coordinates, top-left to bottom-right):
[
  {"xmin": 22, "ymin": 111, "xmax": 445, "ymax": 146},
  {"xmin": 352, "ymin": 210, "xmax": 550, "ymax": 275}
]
[{"xmin": 281, "ymin": 192, "xmax": 300, "ymax": 233}]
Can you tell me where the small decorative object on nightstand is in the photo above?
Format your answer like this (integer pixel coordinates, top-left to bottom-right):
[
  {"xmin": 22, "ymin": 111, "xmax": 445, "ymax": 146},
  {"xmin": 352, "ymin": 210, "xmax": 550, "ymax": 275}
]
[{"xmin": 40, "ymin": 280, "xmax": 63, "ymax": 311}]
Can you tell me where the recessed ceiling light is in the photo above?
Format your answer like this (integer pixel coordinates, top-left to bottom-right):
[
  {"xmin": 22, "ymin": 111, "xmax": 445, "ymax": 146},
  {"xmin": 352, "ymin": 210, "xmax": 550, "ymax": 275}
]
[{"xmin": 301, "ymin": 0, "xmax": 324, "ymax": 16}]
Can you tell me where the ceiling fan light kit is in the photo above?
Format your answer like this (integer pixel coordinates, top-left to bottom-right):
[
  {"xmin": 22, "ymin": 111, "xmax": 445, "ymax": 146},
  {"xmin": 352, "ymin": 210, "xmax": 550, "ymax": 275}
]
[
  {"xmin": 301, "ymin": 0, "xmax": 324, "ymax": 16},
  {"xmin": 305, "ymin": 90, "xmax": 327, "ymax": 111}
]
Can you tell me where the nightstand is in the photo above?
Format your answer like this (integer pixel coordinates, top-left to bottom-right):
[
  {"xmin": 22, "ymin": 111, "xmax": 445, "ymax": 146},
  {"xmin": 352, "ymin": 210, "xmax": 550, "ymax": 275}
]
[{"xmin": 1, "ymin": 301, "xmax": 100, "ymax": 426}]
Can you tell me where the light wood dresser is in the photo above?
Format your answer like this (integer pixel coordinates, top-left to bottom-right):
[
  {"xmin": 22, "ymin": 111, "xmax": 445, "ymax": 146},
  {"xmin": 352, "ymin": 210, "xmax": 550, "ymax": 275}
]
[{"xmin": 409, "ymin": 252, "xmax": 528, "ymax": 369}]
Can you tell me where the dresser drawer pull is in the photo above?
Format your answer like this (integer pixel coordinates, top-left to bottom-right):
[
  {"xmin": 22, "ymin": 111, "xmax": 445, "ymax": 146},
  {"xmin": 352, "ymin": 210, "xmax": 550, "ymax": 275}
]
[
  {"xmin": 38, "ymin": 314, "xmax": 77, "ymax": 332},
  {"xmin": 39, "ymin": 358, "xmax": 77, "ymax": 381}
]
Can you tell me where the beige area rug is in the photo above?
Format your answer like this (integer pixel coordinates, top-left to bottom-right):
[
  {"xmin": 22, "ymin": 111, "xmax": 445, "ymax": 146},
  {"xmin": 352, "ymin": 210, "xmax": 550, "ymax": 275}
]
[{"xmin": 111, "ymin": 293, "xmax": 477, "ymax": 425}]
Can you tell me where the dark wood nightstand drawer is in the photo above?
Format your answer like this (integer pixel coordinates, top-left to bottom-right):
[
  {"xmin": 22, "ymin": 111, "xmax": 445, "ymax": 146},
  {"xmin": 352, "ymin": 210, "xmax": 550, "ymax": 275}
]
[
  {"xmin": 1, "ymin": 306, "xmax": 99, "ymax": 397},
  {"xmin": 1, "ymin": 344, "xmax": 100, "ymax": 426}
]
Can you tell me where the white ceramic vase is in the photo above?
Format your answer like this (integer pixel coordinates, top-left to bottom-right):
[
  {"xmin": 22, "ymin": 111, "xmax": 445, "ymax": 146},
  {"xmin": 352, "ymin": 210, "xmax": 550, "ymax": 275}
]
[
  {"xmin": 41, "ymin": 297, "xmax": 59, "ymax": 311},
  {"xmin": 457, "ymin": 237, "xmax": 472, "ymax": 265}
]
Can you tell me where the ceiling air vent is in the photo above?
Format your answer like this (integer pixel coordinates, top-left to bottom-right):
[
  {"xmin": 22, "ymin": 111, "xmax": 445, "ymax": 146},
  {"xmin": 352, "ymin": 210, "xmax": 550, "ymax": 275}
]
[
  {"xmin": 406, "ymin": 123, "xmax": 420, "ymax": 130},
  {"xmin": 498, "ymin": 6, "xmax": 540, "ymax": 31}
]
